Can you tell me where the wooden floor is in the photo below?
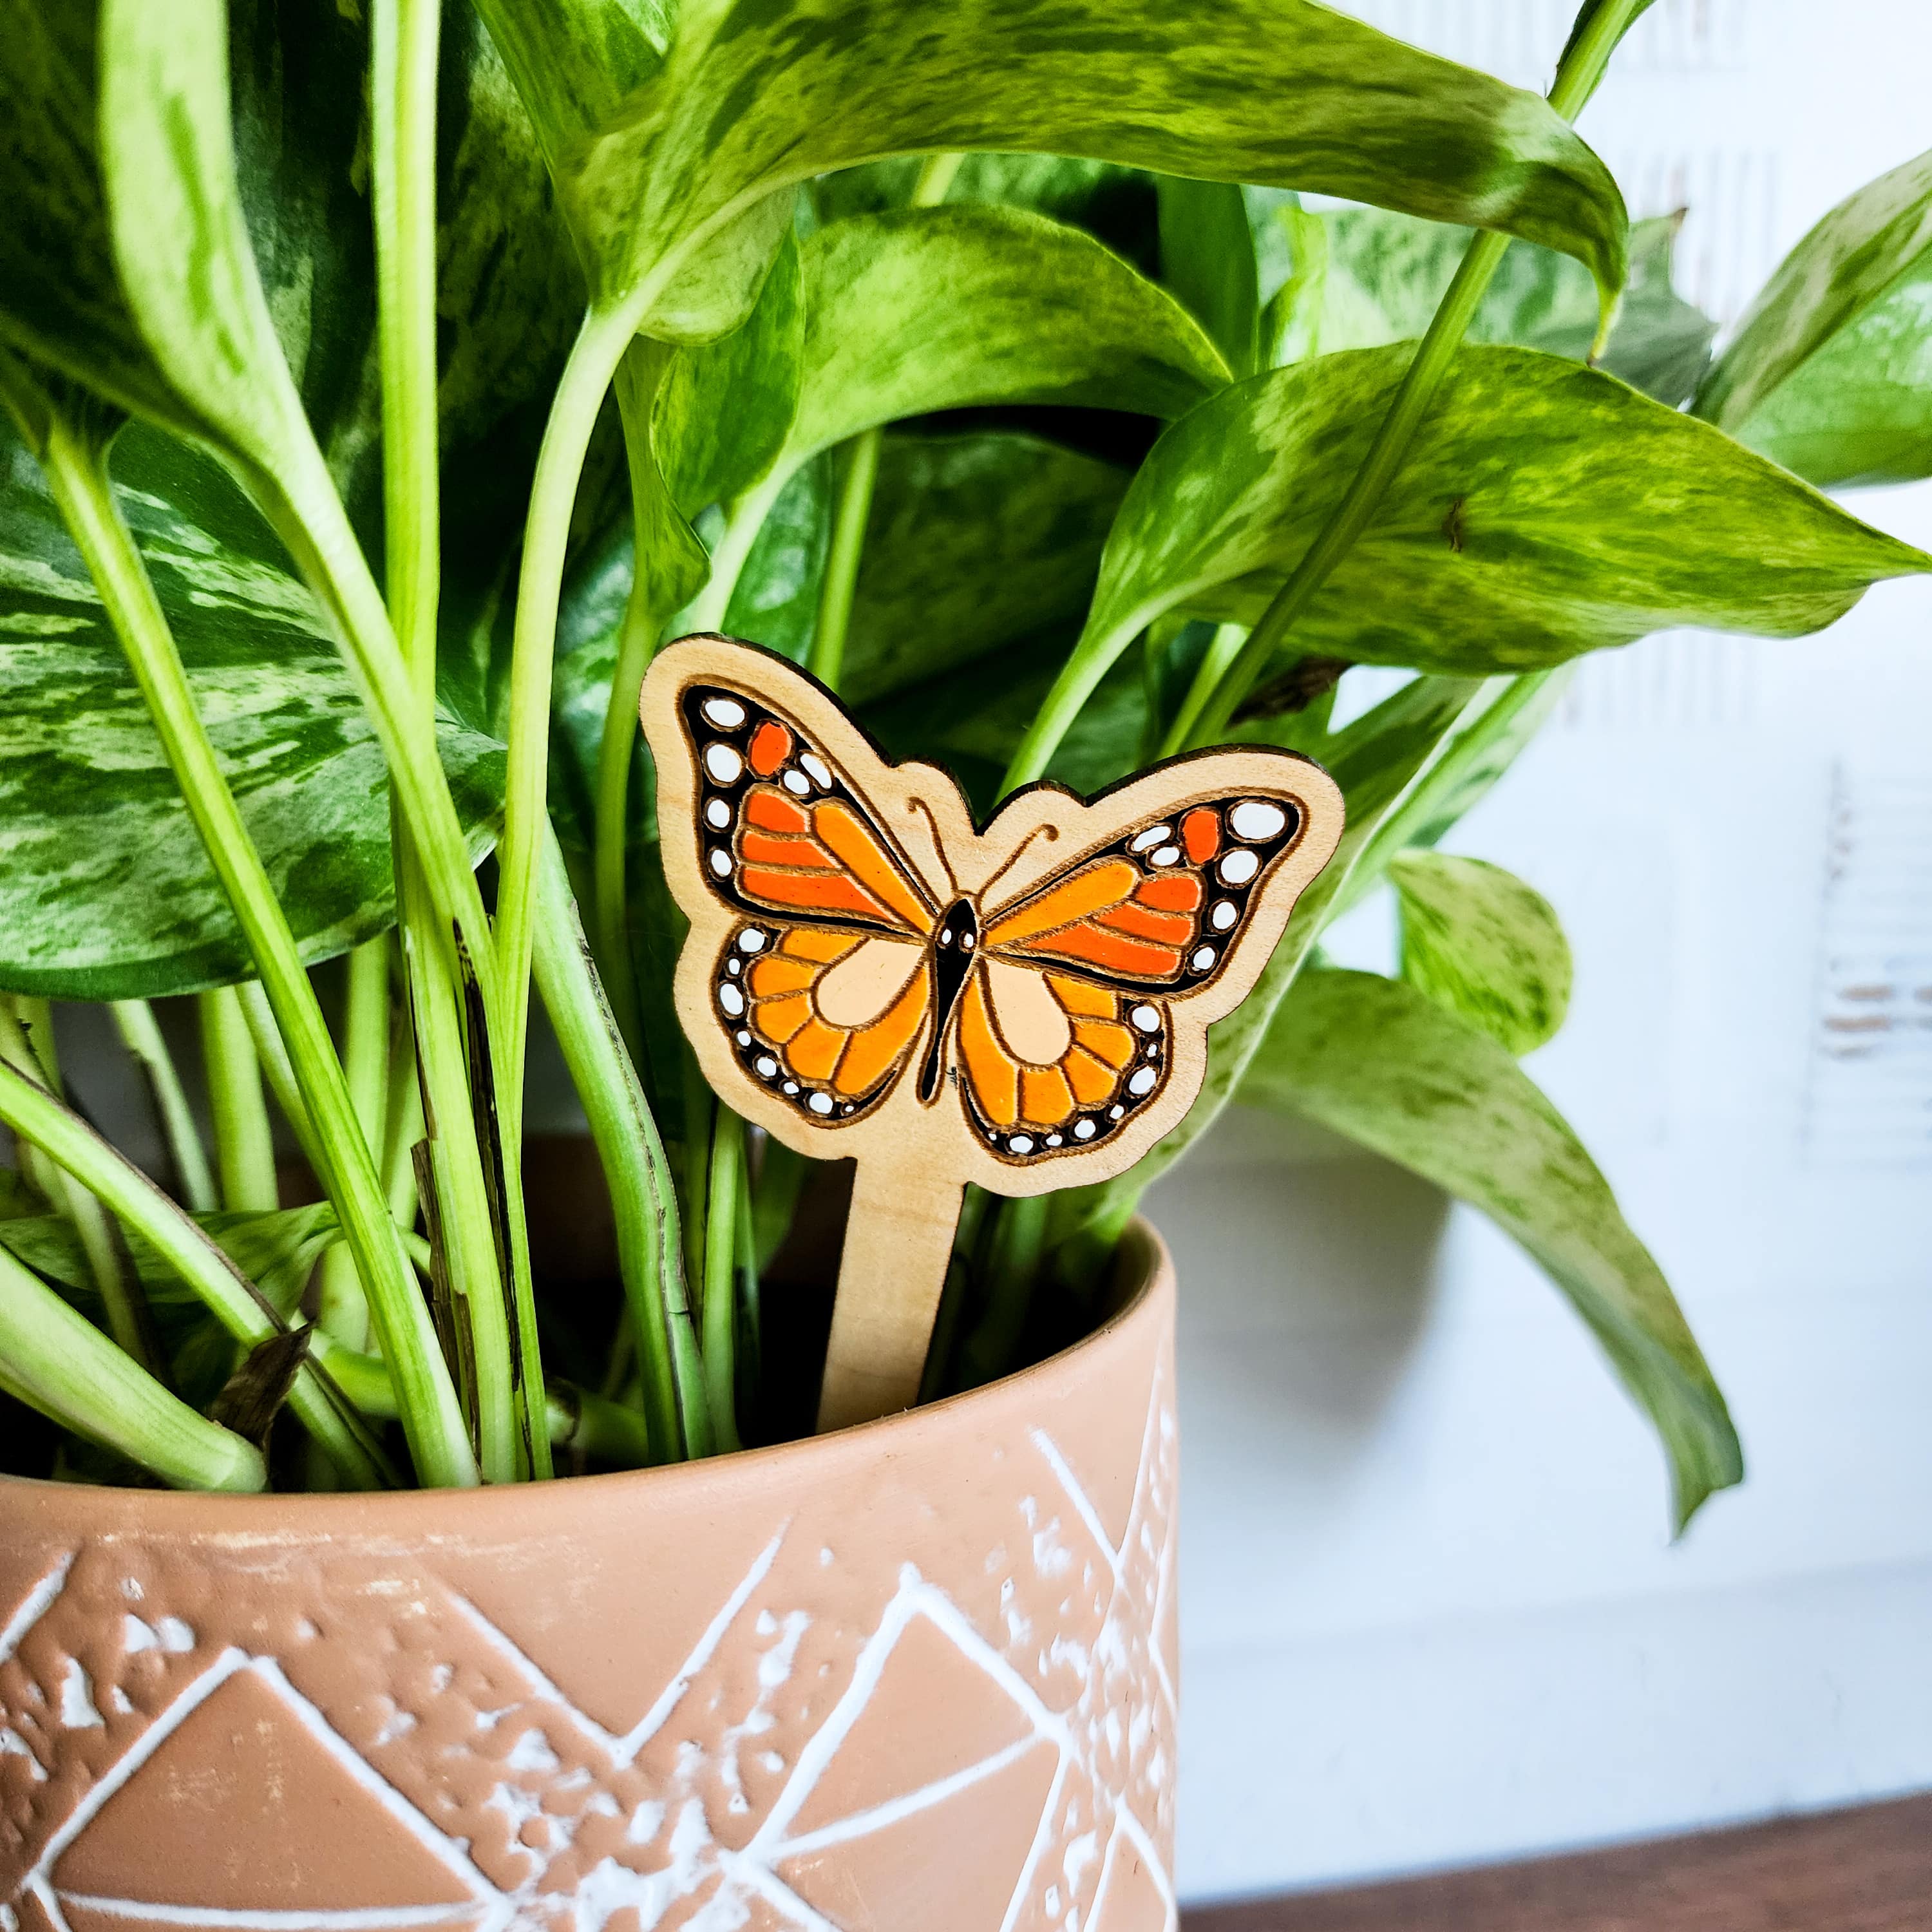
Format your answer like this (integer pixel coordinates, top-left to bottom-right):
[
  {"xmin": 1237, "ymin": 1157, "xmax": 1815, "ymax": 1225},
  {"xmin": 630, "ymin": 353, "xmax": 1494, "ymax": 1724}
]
[{"xmin": 1183, "ymin": 1793, "xmax": 1932, "ymax": 1932}]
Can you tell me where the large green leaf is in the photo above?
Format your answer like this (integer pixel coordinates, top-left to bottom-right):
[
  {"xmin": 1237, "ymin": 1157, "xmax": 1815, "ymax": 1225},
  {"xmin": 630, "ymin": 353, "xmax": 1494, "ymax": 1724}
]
[
  {"xmin": 655, "ymin": 229, "xmax": 806, "ymax": 515},
  {"xmin": 844, "ymin": 432, "xmax": 1132, "ymax": 707},
  {"xmin": 810, "ymin": 153, "xmax": 1158, "ymax": 276},
  {"xmin": 1697, "ymin": 150, "xmax": 1932, "ymax": 433},
  {"xmin": 1047, "ymin": 674, "xmax": 1487, "ymax": 1260},
  {"xmin": 1284, "ymin": 207, "xmax": 1716, "ymax": 405},
  {"xmin": 475, "ymin": 0, "xmax": 1628, "ymax": 327},
  {"xmin": 0, "ymin": 0, "xmax": 377, "ymax": 469},
  {"xmin": 1391, "ymin": 850, "xmax": 1573, "ymax": 1054},
  {"xmin": 1241, "ymin": 967, "xmax": 1742, "ymax": 1531},
  {"xmin": 1056, "ymin": 345, "xmax": 1931, "ymax": 708},
  {"xmin": 0, "ymin": 424, "xmax": 502, "ymax": 999},
  {"xmin": 1, "ymin": 1203, "xmax": 339, "ymax": 1316},
  {"xmin": 786, "ymin": 205, "xmax": 1229, "ymax": 462},
  {"xmin": 1158, "ymin": 177, "xmax": 1262, "ymax": 379}
]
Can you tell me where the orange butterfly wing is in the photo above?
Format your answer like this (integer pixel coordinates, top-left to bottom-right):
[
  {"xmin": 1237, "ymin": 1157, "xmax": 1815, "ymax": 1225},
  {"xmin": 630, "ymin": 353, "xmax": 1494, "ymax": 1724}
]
[
  {"xmin": 680, "ymin": 679, "xmax": 939, "ymax": 1126},
  {"xmin": 957, "ymin": 793, "xmax": 1307, "ymax": 1161}
]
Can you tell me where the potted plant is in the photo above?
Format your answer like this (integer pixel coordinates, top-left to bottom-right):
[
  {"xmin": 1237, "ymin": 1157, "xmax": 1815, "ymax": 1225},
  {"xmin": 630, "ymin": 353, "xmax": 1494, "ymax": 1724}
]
[{"xmin": 2, "ymin": 0, "xmax": 1928, "ymax": 1923}]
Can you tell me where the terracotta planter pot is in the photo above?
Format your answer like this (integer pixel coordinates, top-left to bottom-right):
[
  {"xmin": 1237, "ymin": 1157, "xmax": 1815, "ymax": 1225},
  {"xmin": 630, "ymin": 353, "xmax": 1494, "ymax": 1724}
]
[{"xmin": 0, "ymin": 1222, "xmax": 1177, "ymax": 1932}]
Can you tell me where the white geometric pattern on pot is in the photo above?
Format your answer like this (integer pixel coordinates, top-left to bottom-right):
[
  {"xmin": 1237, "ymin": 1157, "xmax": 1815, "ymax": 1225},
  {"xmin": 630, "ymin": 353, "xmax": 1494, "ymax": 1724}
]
[{"xmin": 0, "ymin": 1345, "xmax": 1176, "ymax": 1932}]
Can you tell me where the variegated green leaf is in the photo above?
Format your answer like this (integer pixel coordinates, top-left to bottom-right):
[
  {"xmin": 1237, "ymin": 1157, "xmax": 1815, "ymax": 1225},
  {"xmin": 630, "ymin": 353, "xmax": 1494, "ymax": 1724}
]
[
  {"xmin": 844, "ymin": 433, "xmax": 1131, "ymax": 708},
  {"xmin": 0, "ymin": 1203, "xmax": 339, "ymax": 1314},
  {"xmin": 1158, "ymin": 178, "xmax": 1262, "ymax": 379},
  {"xmin": 1280, "ymin": 209, "xmax": 1716, "ymax": 404},
  {"xmin": 656, "ymin": 231, "xmax": 806, "ymax": 515},
  {"xmin": 1698, "ymin": 148, "xmax": 1932, "ymax": 488},
  {"xmin": 1391, "ymin": 850, "xmax": 1573, "ymax": 1054},
  {"xmin": 1047, "ymin": 674, "xmax": 1485, "ymax": 1251},
  {"xmin": 0, "ymin": 424, "xmax": 502, "ymax": 999},
  {"xmin": 785, "ymin": 206, "xmax": 1229, "ymax": 465},
  {"xmin": 1052, "ymin": 346, "xmax": 1931, "ymax": 713},
  {"xmin": 1240, "ymin": 967, "xmax": 1741, "ymax": 1532},
  {"xmin": 474, "ymin": 0, "xmax": 1628, "ymax": 325}
]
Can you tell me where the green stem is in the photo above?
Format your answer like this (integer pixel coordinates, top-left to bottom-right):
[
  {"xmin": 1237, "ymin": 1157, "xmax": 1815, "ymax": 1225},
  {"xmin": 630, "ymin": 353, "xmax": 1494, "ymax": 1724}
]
[
  {"xmin": 682, "ymin": 478, "xmax": 787, "ymax": 632},
  {"xmin": 496, "ymin": 305, "xmax": 642, "ymax": 1113},
  {"xmin": 1181, "ymin": 3, "xmax": 1643, "ymax": 744},
  {"xmin": 1157, "ymin": 621, "xmax": 1246, "ymax": 759},
  {"xmin": 703, "ymin": 1108, "xmax": 744, "ymax": 1453},
  {"xmin": 199, "ymin": 986, "xmax": 278, "ymax": 1213},
  {"xmin": 312, "ymin": 1335, "xmax": 649, "ymax": 1468},
  {"xmin": 0, "ymin": 1056, "xmax": 387, "ymax": 1488},
  {"xmin": 958, "ymin": 1193, "xmax": 1050, "ymax": 1390},
  {"xmin": 397, "ymin": 883, "xmax": 520, "ymax": 1482},
  {"xmin": 381, "ymin": 1001, "xmax": 424, "ymax": 1226},
  {"xmin": 0, "ymin": 1243, "xmax": 264, "ymax": 1492},
  {"xmin": 910, "ymin": 151, "xmax": 965, "ymax": 207},
  {"xmin": 591, "ymin": 343, "xmax": 677, "ymax": 1059},
  {"xmin": 370, "ymin": 0, "xmax": 540, "ymax": 1479},
  {"xmin": 807, "ymin": 430, "xmax": 880, "ymax": 694},
  {"xmin": 111, "ymin": 999, "xmax": 216, "ymax": 1213},
  {"xmin": 532, "ymin": 828, "xmax": 712, "ymax": 1462},
  {"xmin": 314, "ymin": 939, "xmax": 388, "ymax": 1349},
  {"xmin": 0, "ymin": 1003, "xmax": 159, "ymax": 1378},
  {"xmin": 41, "ymin": 411, "xmax": 473, "ymax": 1487}
]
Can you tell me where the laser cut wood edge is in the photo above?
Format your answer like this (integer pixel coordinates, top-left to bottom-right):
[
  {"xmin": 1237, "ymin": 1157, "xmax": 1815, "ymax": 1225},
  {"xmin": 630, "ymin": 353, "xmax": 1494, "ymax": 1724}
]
[{"xmin": 640, "ymin": 634, "xmax": 1347, "ymax": 1201}]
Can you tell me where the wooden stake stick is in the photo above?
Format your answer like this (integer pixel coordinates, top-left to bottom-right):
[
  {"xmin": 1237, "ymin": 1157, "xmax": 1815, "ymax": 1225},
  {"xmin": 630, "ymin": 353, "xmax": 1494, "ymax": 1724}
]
[{"xmin": 817, "ymin": 1154, "xmax": 963, "ymax": 1432}]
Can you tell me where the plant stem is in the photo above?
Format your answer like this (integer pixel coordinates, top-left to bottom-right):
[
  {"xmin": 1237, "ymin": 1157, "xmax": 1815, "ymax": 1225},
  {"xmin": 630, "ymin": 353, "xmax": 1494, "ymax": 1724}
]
[
  {"xmin": 496, "ymin": 305, "xmax": 642, "ymax": 1107},
  {"xmin": 312, "ymin": 1335, "xmax": 650, "ymax": 1468},
  {"xmin": 803, "ymin": 153, "xmax": 956, "ymax": 694},
  {"xmin": 807, "ymin": 430, "xmax": 880, "ymax": 694},
  {"xmin": 40, "ymin": 412, "xmax": 473, "ymax": 1487},
  {"xmin": 314, "ymin": 940, "xmax": 387, "ymax": 1349},
  {"xmin": 111, "ymin": 999, "xmax": 217, "ymax": 1212},
  {"xmin": 1157, "ymin": 621, "xmax": 1247, "ymax": 759},
  {"xmin": 397, "ymin": 895, "xmax": 520, "ymax": 1481},
  {"xmin": 911, "ymin": 151, "xmax": 966, "ymax": 207},
  {"xmin": 0, "ymin": 1056, "xmax": 387, "ymax": 1488},
  {"xmin": 371, "ymin": 0, "xmax": 441, "ymax": 699},
  {"xmin": 381, "ymin": 1002, "xmax": 425, "ymax": 1226},
  {"xmin": 532, "ymin": 828, "xmax": 712, "ymax": 1462},
  {"xmin": 0, "ymin": 1243, "xmax": 265, "ymax": 1492},
  {"xmin": 1180, "ymin": 1, "xmax": 1643, "ymax": 745},
  {"xmin": 199, "ymin": 985, "xmax": 278, "ymax": 1213},
  {"xmin": 0, "ymin": 1003, "xmax": 159, "ymax": 1378},
  {"xmin": 369, "ymin": 0, "xmax": 545, "ymax": 1479},
  {"xmin": 703, "ymin": 1107, "xmax": 744, "ymax": 1453},
  {"xmin": 958, "ymin": 1193, "xmax": 1050, "ymax": 1391},
  {"xmin": 591, "ymin": 343, "xmax": 677, "ymax": 1058}
]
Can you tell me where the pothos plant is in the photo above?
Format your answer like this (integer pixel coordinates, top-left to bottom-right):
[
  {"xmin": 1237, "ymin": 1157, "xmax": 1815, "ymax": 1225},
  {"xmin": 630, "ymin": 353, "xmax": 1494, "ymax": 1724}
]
[{"xmin": 0, "ymin": 0, "xmax": 1927, "ymax": 1524}]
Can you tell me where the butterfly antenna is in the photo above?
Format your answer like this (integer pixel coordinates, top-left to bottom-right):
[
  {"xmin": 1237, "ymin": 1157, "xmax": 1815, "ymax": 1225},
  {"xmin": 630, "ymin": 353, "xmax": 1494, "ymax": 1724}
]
[
  {"xmin": 905, "ymin": 795, "xmax": 959, "ymax": 896},
  {"xmin": 976, "ymin": 822, "xmax": 1059, "ymax": 905}
]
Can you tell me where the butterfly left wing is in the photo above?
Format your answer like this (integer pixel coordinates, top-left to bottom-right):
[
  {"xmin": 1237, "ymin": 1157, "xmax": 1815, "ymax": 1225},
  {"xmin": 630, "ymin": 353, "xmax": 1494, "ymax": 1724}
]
[{"xmin": 956, "ymin": 772, "xmax": 1341, "ymax": 1168}]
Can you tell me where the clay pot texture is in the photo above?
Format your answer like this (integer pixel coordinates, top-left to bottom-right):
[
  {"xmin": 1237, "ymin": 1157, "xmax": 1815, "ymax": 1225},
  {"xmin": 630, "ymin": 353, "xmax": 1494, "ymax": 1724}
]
[{"xmin": 0, "ymin": 1222, "xmax": 1177, "ymax": 1932}]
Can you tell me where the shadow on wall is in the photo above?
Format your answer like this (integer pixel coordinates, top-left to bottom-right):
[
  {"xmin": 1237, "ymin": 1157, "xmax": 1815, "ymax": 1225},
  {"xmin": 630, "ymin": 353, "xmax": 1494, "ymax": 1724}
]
[{"xmin": 1148, "ymin": 1113, "xmax": 1451, "ymax": 1535}]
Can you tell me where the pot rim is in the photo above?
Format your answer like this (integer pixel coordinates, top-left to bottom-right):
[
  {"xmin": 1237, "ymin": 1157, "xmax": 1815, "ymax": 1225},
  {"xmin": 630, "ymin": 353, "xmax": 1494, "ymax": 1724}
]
[{"xmin": 0, "ymin": 1217, "xmax": 1171, "ymax": 1527}]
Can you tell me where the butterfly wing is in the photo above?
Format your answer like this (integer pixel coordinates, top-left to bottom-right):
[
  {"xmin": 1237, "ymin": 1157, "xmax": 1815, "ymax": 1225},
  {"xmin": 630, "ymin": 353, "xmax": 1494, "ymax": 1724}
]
[
  {"xmin": 661, "ymin": 655, "xmax": 951, "ymax": 1130},
  {"xmin": 981, "ymin": 795, "xmax": 1303, "ymax": 990},
  {"xmin": 677, "ymin": 679, "xmax": 938, "ymax": 940},
  {"xmin": 957, "ymin": 788, "xmax": 1320, "ymax": 1164},
  {"xmin": 953, "ymin": 959, "xmax": 1168, "ymax": 1160},
  {"xmin": 717, "ymin": 923, "xmax": 933, "ymax": 1127}
]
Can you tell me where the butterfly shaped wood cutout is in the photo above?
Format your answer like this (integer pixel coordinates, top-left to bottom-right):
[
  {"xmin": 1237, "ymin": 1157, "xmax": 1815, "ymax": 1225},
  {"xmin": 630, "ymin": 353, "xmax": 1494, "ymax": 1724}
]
[{"xmin": 642, "ymin": 635, "xmax": 1345, "ymax": 1431}]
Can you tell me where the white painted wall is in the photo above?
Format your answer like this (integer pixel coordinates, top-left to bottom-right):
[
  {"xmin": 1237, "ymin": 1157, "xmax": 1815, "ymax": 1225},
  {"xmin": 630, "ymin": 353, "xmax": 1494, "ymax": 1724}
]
[{"xmin": 1156, "ymin": 0, "xmax": 1932, "ymax": 1902}]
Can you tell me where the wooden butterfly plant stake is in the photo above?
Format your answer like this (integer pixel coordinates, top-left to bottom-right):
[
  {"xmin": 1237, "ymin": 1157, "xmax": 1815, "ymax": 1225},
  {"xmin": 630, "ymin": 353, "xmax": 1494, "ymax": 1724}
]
[{"xmin": 641, "ymin": 636, "xmax": 1345, "ymax": 1433}]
